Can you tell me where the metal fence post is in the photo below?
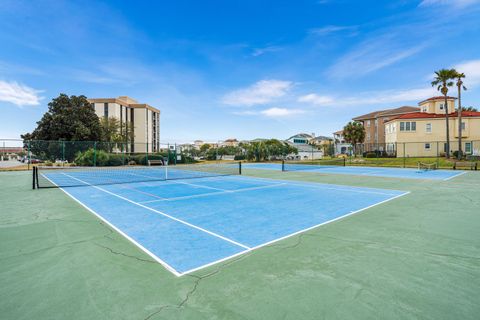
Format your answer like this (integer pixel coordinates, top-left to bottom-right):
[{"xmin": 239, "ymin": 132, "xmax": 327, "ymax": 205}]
[
  {"xmin": 403, "ymin": 143, "xmax": 406, "ymax": 168},
  {"xmin": 62, "ymin": 141, "xmax": 65, "ymax": 167},
  {"xmin": 93, "ymin": 141, "xmax": 97, "ymax": 167},
  {"xmin": 27, "ymin": 140, "xmax": 31, "ymax": 170}
]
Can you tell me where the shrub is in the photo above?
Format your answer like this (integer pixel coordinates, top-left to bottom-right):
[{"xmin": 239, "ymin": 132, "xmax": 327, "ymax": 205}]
[
  {"xmin": 107, "ymin": 154, "xmax": 126, "ymax": 166},
  {"xmin": 234, "ymin": 155, "xmax": 246, "ymax": 161},
  {"xmin": 365, "ymin": 152, "xmax": 377, "ymax": 158},
  {"xmin": 75, "ymin": 149, "xmax": 109, "ymax": 166}
]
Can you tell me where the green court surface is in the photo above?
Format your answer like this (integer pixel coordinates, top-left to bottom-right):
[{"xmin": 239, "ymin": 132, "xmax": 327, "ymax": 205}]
[{"xmin": 1, "ymin": 169, "xmax": 479, "ymax": 319}]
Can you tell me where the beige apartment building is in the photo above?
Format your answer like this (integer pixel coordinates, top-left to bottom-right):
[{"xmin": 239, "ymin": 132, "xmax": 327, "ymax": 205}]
[
  {"xmin": 88, "ymin": 96, "xmax": 160, "ymax": 153},
  {"xmin": 353, "ymin": 106, "xmax": 420, "ymax": 150},
  {"xmin": 385, "ymin": 96, "xmax": 480, "ymax": 157}
]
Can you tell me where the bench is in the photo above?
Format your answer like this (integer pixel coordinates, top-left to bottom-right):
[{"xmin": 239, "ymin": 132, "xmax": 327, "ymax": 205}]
[
  {"xmin": 147, "ymin": 159, "xmax": 165, "ymax": 166},
  {"xmin": 453, "ymin": 162, "xmax": 477, "ymax": 170}
]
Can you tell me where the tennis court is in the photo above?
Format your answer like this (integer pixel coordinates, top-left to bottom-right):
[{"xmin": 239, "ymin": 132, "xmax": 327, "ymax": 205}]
[
  {"xmin": 33, "ymin": 164, "xmax": 408, "ymax": 275},
  {"xmin": 243, "ymin": 162, "xmax": 465, "ymax": 180}
]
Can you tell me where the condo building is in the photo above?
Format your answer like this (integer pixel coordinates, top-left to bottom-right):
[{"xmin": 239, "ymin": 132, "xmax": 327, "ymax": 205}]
[{"xmin": 88, "ymin": 96, "xmax": 160, "ymax": 153}]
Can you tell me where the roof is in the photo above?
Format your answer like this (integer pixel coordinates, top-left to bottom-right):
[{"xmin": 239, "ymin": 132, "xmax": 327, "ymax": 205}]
[
  {"xmin": 88, "ymin": 96, "xmax": 160, "ymax": 113},
  {"xmin": 418, "ymin": 96, "xmax": 457, "ymax": 105},
  {"xmin": 333, "ymin": 130, "xmax": 343, "ymax": 135},
  {"xmin": 386, "ymin": 111, "xmax": 480, "ymax": 122},
  {"xmin": 353, "ymin": 106, "xmax": 419, "ymax": 120},
  {"xmin": 286, "ymin": 133, "xmax": 313, "ymax": 140}
]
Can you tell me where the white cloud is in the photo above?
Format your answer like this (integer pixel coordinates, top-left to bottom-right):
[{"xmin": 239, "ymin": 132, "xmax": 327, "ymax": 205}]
[
  {"xmin": 233, "ymin": 107, "xmax": 305, "ymax": 118},
  {"xmin": 299, "ymin": 87, "xmax": 437, "ymax": 107},
  {"xmin": 328, "ymin": 37, "xmax": 426, "ymax": 79},
  {"xmin": 298, "ymin": 94, "xmax": 335, "ymax": 105},
  {"xmin": 0, "ymin": 80, "xmax": 43, "ymax": 107},
  {"xmin": 252, "ymin": 46, "xmax": 282, "ymax": 57},
  {"xmin": 222, "ymin": 80, "xmax": 293, "ymax": 106},
  {"xmin": 419, "ymin": 0, "xmax": 479, "ymax": 8},
  {"xmin": 309, "ymin": 25, "xmax": 358, "ymax": 36},
  {"xmin": 454, "ymin": 59, "xmax": 480, "ymax": 86},
  {"xmin": 260, "ymin": 107, "xmax": 305, "ymax": 117}
]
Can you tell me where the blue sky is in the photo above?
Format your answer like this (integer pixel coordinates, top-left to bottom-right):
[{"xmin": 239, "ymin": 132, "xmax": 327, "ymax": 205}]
[{"xmin": 1, "ymin": 0, "xmax": 480, "ymax": 143}]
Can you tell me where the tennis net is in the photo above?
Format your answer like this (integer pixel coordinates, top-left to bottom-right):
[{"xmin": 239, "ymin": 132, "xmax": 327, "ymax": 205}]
[
  {"xmin": 33, "ymin": 162, "xmax": 241, "ymax": 189},
  {"xmin": 417, "ymin": 162, "xmax": 437, "ymax": 172},
  {"xmin": 282, "ymin": 158, "xmax": 346, "ymax": 172}
]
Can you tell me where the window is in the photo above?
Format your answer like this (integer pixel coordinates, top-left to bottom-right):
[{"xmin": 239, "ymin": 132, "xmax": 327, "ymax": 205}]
[
  {"xmin": 422, "ymin": 106, "xmax": 428, "ymax": 112},
  {"xmin": 366, "ymin": 120, "xmax": 371, "ymax": 127},
  {"xmin": 366, "ymin": 133, "xmax": 371, "ymax": 141},
  {"xmin": 465, "ymin": 142, "xmax": 472, "ymax": 153},
  {"xmin": 439, "ymin": 103, "xmax": 444, "ymax": 110},
  {"xmin": 293, "ymin": 138, "xmax": 306, "ymax": 144},
  {"xmin": 104, "ymin": 103, "xmax": 108, "ymax": 118},
  {"xmin": 425, "ymin": 143, "xmax": 431, "ymax": 150},
  {"xmin": 426, "ymin": 123, "xmax": 432, "ymax": 133},
  {"xmin": 400, "ymin": 121, "xmax": 416, "ymax": 132},
  {"xmin": 461, "ymin": 122, "xmax": 466, "ymax": 131},
  {"xmin": 374, "ymin": 119, "xmax": 378, "ymax": 126}
]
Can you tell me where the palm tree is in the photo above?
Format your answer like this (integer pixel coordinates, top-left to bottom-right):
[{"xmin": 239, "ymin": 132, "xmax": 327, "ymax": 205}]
[
  {"xmin": 431, "ymin": 69, "xmax": 456, "ymax": 158},
  {"xmin": 343, "ymin": 121, "xmax": 366, "ymax": 157},
  {"xmin": 454, "ymin": 72, "xmax": 467, "ymax": 159}
]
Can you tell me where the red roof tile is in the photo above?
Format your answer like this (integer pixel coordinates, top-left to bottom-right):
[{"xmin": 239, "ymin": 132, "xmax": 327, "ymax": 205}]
[
  {"xmin": 386, "ymin": 111, "xmax": 480, "ymax": 121},
  {"xmin": 418, "ymin": 96, "xmax": 456, "ymax": 105}
]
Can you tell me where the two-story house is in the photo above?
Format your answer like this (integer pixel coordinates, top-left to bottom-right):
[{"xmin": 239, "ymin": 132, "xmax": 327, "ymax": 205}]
[
  {"xmin": 385, "ymin": 96, "xmax": 480, "ymax": 157},
  {"xmin": 352, "ymin": 106, "xmax": 420, "ymax": 152}
]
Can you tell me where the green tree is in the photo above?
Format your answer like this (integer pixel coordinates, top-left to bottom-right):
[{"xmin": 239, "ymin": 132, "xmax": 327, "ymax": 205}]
[
  {"xmin": 454, "ymin": 71, "xmax": 467, "ymax": 159},
  {"xmin": 460, "ymin": 106, "xmax": 477, "ymax": 112},
  {"xmin": 199, "ymin": 143, "xmax": 212, "ymax": 155},
  {"xmin": 21, "ymin": 94, "xmax": 102, "ymax": 161},
  {"xmin": 431, "ymin": 69, "xmax": 457, "ymax": 158},
  {"xmin": 343, "ymin": 122, "xmax": 365, "ymax": 157},
  {"xmin": 99, "ymin": 116, "xmax": 135, "ymax": 151}
]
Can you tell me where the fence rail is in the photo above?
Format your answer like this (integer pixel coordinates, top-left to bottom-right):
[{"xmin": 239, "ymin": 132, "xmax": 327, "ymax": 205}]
[{"xmin": 1, "ymin": 139, "xmax": 479, "ymax": 171}]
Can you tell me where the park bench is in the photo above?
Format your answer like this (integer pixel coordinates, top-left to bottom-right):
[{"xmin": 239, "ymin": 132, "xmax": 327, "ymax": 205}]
[
  {"xmin": 453, "ymin": 162, "xmax": 477, "ymax": 170},
  {"xmin": 147, "ymin": 159, "xmax": 165, "ymax": 166}
]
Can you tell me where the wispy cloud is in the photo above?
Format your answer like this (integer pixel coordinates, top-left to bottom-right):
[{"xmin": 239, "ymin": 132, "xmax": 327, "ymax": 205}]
[
  {"xmin": 0, "ymin": 80, "xmax": 43, "ymax": 107},
  {"xmin": 261, "ymin": 107, "xmax": 305, "ymax": 117},
  {"xmin": 234, "ymin": 107, "xmax": 305, "ymax": 118},
  {"xmin": 252, "ymin": 46, "xmax": 283, "ymax": 57},
  {"xmin": 419, "ymin": 0, "xmax": 480, "ymax": 8},
  {"xmin": 222, "ymin": 80, "xmax": 293, "ymax": 106},
  {"xmin": 298, "ymin": 94, "xmax": 334, "ymax": 105},
  {"xmin": 299, "ymin": 87, "xmax": 437, "ymax": 107},
  {"xmin": 309, "ymin": 25, "xmax": 358, "ymax": 36},
  {"xmin": 327, "ymin": 34, "xmax": 427, "ymax": 79},
  {"xmin": 454, "ymin": 59, "xmax": 480, "ymax": 86}
]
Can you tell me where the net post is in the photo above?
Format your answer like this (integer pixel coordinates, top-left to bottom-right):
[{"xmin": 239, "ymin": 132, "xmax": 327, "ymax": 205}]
[
  {"xmin": 32, "ymin": 166, "xmax": 36, "ymax": 189},
  {"xmin": 239, "ymin": 161, "xmax": 242, "ymax": 175}
]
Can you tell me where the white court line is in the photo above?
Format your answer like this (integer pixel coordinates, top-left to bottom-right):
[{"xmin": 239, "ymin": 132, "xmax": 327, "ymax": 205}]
[
  {"xmin": 169, "ymin": 179, "xmax": 229, "ymax": 192},
  {"xmin": 140, "ymin": 183, "xmax": 286, "ymax": 204},
  {"xmin": 61, "ymin": 173, "xmax": 251, "ymax": 251},
  {"xmin": 180, "ymin": 190, "xmax": 411, "ymax": 275},
  {"xmin": 119, "ymin": 184, "xmax": 166, "ymax": 200},
  {"xmin": 443, "ymin": 171, "xmax": 468, "ymax": 181},
  {"xmin": 40, "ymin": 173, "xmax": 182, "ymax": 277},
  {"xmin": 229, "ymin": 174, "xmax": 403, "ymax": 196}
]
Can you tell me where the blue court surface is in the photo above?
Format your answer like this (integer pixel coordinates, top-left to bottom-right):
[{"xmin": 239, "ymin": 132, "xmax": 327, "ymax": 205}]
[
  {"xmin": 46, "ymin": 173, "xmax": 408, "ymax": 276},
  {"xmin": 243, "ymin": 163, "xmax": 466, "ymax": 180}
]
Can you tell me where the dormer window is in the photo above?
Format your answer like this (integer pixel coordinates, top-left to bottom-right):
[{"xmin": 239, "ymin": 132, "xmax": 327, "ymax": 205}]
[
  {"xmin": 439, "ymin": 103, "xmax": 444, "ymax": 110},
  {"xmin": 422, "ymin": 106, "xmax": 428, "ymax": 112}
]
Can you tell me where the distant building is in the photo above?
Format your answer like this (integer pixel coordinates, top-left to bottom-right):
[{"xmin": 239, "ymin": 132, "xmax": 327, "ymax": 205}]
[
  {"xmin": 385, "ymin": 96, "xmax": 480, "ymax": 157},
  {"xmin": 221, "ymin": 138, "xmax": 239, "ymax": 147},
  {"xmin": 332, "ymin": 130, "xmax": 351, "ymax": 156},
  {"xmin": 353, "ymin": 106, "xmax": 420, "ymax": 151},
  {"xmin": 88, "ymin": 96, "xmax": 160, "ymax": 153},
  {"xmin": 285, "ymin": 133, "xmax": 331, "ymax": 160}
]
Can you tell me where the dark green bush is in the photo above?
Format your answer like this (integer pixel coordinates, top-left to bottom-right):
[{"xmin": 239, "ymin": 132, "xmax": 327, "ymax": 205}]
[
  {"xmin": 75, "ymin": 149, "xmax": 109, "ymax": 166},
  {"xmin": 234, "ymin": 155, "xmax": 245, "ymax": 160},
  {"xmin": 365, "ymin": 152, "xmax": 377, "ymax": 158}
]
